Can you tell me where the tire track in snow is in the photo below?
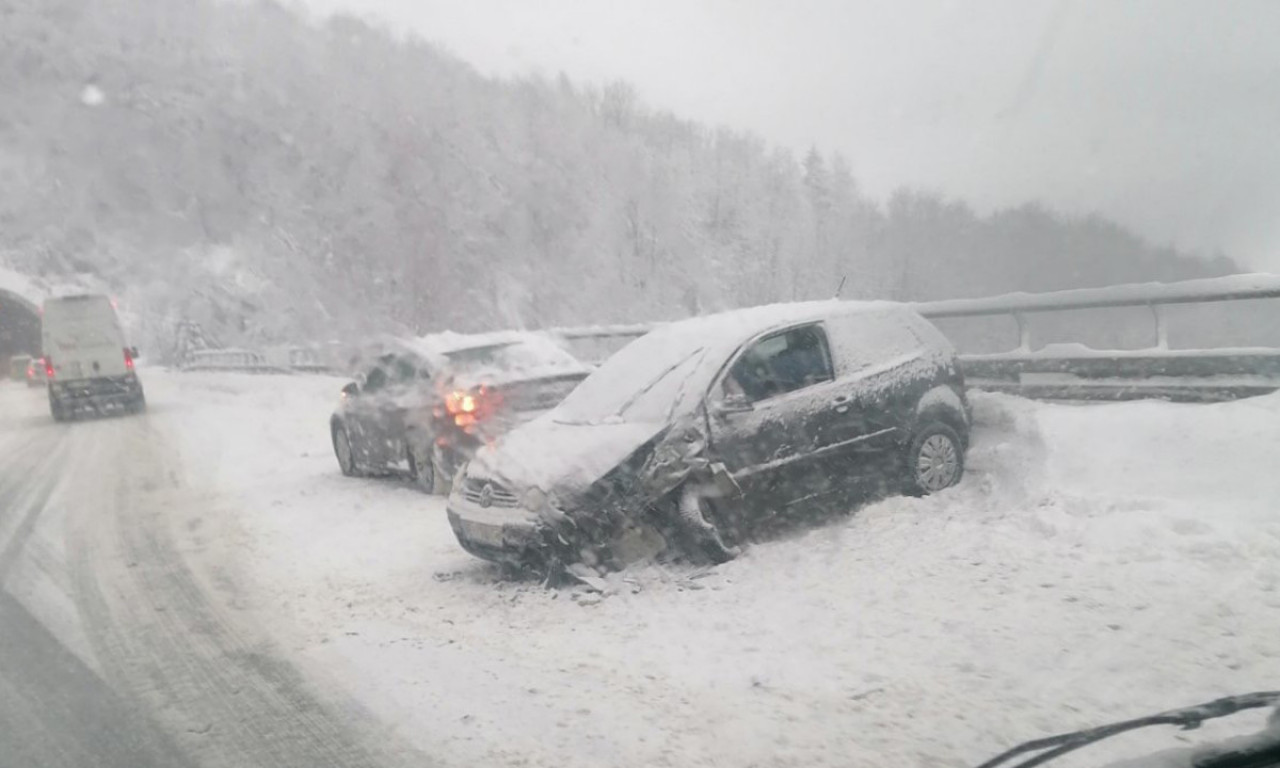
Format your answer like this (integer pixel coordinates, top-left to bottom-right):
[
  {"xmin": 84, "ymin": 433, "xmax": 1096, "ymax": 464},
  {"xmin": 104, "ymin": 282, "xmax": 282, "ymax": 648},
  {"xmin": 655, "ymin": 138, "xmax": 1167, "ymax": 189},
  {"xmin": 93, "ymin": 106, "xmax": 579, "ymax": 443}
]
[
  {"xmin": 66, "ymin": 410, "xmax": 423, "ymax": 768},
  {"xmin": 0, "ymin": 429, "xmax": 69, "ymax": 585}
]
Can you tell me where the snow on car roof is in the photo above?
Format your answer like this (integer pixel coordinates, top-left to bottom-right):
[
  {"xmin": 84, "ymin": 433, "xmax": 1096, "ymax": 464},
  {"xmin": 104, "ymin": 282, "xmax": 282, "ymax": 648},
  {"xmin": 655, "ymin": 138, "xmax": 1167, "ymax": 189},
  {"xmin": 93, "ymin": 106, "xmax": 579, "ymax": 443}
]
[
  {"xmin": 640, "ymin": 298, "xmax": 904, "ymax": 353},
  {"xmin": 552, "ymin": 299, "xmax": 909, "ymax": 424},
  {"xmin": 402, "ymin": 329, "xmax": 538, "ymax": 361},
  {"xmin": 389, "ymin": 329, "xmax": 592, "ymax": 388}
]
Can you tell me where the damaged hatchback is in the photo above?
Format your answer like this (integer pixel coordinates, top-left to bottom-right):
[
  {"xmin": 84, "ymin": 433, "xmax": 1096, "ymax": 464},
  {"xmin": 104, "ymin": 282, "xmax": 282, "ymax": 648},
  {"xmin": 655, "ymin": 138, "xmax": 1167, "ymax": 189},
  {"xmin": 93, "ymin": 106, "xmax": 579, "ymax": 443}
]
[{"xmin": 447, "ymin": 300, "xmax": 971, "ymax": 574}]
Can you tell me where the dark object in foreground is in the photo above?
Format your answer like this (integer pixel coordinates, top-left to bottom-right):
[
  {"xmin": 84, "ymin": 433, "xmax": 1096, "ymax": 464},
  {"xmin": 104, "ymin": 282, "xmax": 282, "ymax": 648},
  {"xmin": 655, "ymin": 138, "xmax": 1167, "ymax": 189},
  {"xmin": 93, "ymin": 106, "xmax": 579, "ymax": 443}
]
[
  {"xmin": 977, "ymin": 691, "xmax": 1280, "ymax": 768},
  {"xmin": 448, "ymin": 300, "xmax": 971, "ymax": 574}
]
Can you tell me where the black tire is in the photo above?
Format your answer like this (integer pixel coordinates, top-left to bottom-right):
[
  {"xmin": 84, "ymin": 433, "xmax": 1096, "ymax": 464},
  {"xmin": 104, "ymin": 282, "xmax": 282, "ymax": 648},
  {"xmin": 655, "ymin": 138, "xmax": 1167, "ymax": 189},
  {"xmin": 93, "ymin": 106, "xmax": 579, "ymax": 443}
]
[
  {"xmin": 408, "ymin": 439, "xmax": 448, "ymax": 495},
  {"xmin": 902, "ymin": 421, "xmax": 965, "ymax": 496},
  {"xmin": 128, "ymin": 392, "xmax": 147, "ymax": 415},
  {"xmin": 332, "ymin": 422, "xmax": 361, "ymax": 477},
  {"xmin": 50, "ymin": 396, "xmax": 67, "ymax": 423}
]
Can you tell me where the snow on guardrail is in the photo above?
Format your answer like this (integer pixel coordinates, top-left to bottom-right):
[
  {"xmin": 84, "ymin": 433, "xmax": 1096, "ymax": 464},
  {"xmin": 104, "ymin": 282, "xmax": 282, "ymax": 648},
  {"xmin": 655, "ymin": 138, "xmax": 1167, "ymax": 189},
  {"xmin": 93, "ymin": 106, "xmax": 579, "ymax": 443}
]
[
  {"xmin": 919, "ymin": 274, "xmax": 1280, "ymax": 401},
  {"xmin": 178, "ymin": 275, "xmax": 1280, "ymax": 401},
  {"xmin": 184, "ymin": 346, "xmax": 337, "ymax": 374},
  {"xmin": 914, "ymin": 272, "xmax": 1280, "ymax": 318}
]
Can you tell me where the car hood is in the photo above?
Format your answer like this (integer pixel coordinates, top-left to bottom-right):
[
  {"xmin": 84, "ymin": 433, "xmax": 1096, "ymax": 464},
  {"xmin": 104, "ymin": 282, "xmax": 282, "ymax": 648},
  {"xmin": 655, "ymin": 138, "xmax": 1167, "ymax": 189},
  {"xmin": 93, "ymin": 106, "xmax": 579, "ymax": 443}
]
[{"xmin": 468, "ymin": 416, "xmax": 666, "ymax": 496}]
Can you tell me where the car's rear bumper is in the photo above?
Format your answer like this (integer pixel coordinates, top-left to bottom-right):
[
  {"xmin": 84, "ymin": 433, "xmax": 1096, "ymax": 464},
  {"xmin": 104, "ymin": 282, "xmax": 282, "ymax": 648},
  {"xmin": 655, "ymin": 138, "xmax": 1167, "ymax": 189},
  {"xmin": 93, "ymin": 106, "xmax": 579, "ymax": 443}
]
[{"xmin": 446, "ymin": 496, "xmax": 548, "ymax": 566}]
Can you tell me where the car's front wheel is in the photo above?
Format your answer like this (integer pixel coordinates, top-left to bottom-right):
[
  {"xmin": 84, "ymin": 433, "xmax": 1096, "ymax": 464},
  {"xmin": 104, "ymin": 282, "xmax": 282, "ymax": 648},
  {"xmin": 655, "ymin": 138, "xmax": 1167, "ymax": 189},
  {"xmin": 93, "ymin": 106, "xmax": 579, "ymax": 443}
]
[
  {"xmin": 332, "ymin": 422, "xmax": 361, "ymax": 477},
  {"xmin": 903, "ymin": 421, "xmax": 964, "ymax": 496}
]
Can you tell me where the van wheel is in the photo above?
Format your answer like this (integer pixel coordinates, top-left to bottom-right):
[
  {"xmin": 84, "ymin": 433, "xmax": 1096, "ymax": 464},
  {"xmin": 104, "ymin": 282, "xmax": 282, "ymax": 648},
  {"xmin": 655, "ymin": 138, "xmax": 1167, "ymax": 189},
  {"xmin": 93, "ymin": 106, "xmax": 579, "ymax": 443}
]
[
  {"xmin": 50, "ymin": 397, "xmax": 67, "ymax": 423},
  {"xmin": 332, "ymin": 423, "xmax": 361, "ymax": 477},
  {"xmin": 128, "ymin": 392, "xmax": 147, "ymax": 414},
  {"xmin": 902, "ymin": 422, "xmax": 964, "ymax": 496}
]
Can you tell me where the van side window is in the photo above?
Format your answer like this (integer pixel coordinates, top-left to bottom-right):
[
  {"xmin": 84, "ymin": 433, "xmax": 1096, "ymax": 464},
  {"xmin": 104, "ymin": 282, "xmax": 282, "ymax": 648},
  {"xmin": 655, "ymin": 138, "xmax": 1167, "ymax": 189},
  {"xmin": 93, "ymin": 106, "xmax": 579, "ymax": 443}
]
[{"xmin": 726, "ymin": 324, "xmax": 834, "ymax": 402}]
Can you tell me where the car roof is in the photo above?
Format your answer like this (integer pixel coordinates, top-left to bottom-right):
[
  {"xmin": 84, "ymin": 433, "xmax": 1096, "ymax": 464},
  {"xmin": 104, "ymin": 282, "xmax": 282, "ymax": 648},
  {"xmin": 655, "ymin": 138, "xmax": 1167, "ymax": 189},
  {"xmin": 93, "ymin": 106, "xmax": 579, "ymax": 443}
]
[{"xmin": 640, "ymin": 299, "xmax": 910, "ymax": 361}]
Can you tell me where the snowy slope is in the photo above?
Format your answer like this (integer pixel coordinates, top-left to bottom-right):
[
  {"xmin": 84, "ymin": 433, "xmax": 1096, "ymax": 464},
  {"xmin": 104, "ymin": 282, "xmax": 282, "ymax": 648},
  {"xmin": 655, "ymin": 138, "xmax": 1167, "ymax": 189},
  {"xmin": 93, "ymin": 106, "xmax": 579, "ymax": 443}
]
[{"xmin": 143, "ymin": 373, "xmax": 1280, "ymax": 768}]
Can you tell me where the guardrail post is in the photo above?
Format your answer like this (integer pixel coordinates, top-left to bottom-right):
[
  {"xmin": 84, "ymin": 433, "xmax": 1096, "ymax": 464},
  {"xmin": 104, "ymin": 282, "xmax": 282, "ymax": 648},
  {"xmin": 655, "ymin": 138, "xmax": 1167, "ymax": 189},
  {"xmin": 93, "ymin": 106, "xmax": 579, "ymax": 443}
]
[
  {"xmin": 1151, "ymin": 304, "xmax": 1169, "ymax": 350},
  {"xmin": 1014, "ymin": 312, "xmax": 1031, "ymax": 352}
]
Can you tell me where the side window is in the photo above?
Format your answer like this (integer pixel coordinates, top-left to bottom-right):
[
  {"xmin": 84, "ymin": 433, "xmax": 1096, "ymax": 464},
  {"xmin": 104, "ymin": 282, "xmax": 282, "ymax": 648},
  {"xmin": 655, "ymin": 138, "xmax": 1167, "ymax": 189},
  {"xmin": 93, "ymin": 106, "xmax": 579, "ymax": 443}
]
[
  {"xmin": 725, "ymin": 324, "xmax": 834, "ymax": 403},
  {"xmin": 392, "ymin": 357, "xmax": 417, "ymax": 384},
  {"xmin": 362, "ymin": 354, "xmax": 396, "ymax": 394},
  {"xmin": 362, "ymin": 365, "xmax": 389, "ymax": 393}
]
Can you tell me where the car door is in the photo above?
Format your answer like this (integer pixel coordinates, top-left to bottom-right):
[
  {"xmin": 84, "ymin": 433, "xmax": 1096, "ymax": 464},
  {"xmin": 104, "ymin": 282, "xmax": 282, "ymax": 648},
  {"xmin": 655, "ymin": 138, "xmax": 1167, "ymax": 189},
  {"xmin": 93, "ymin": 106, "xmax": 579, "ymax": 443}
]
[
  {"xmin": 376, "ymin": 355, "xmax": 427, "ymax": 468},
  {"xmin": 706, "ymin": 323, "xmax": 842, "ymax": 511},
  {"xmin": 345, "ymin": 357, "xmax": 394, "ymax": 467}
]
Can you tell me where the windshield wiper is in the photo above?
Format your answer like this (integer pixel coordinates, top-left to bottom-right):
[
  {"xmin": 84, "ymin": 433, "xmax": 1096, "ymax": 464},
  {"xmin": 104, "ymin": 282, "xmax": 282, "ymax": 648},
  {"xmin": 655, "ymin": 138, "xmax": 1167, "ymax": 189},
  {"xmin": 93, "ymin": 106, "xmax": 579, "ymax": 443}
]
[{"xmin": 976, "ymin": 691, "xmax": 1280, "ymax": 768}]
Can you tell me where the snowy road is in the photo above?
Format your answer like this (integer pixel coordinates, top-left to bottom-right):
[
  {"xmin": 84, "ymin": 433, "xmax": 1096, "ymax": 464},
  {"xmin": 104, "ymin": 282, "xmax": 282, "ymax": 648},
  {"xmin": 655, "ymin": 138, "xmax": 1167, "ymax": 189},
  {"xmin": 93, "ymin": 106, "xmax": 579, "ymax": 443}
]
[
  {"xmin": 0, "ymin": 376, "xmax": 421, "ymax": 768},
  {"xmin": 1, "ymin": 371, "xmax": 1279, "ymax": 767}
]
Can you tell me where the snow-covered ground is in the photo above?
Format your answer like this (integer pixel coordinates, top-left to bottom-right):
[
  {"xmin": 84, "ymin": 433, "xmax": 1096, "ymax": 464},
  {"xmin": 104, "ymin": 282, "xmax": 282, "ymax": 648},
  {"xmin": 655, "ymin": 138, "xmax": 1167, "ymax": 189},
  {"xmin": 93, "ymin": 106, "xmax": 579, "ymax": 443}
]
[
  {"xmin": 7, "ymin": 370, "xmax": 1276, "ymax": 767},
  {"xmin": 115, "ymin": 370, "xmax": 1274, "ymax": 768}
]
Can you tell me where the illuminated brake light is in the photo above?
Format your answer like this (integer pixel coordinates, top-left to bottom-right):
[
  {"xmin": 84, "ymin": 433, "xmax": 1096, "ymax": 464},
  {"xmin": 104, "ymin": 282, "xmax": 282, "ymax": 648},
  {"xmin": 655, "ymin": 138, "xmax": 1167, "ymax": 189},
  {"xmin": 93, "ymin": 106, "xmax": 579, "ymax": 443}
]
[
  {"xmin": 44, "ymin": 358, "xmax": 54, "ymax": 378},
  {"xmin": 444, "ymin": 390, "xmax": 479, "ymax": 415},
  {"xmin": 123, "ymin": 347, "xmax": 135, "ymax": 370}
]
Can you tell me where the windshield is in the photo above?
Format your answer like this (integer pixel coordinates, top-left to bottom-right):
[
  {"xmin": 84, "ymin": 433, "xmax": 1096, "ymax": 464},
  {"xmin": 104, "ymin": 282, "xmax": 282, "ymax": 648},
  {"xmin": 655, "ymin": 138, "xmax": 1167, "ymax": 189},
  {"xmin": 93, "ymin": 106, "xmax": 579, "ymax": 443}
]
[
  {"xmin": 555, "ymin": 346, "xmax": 709, "ymax": 425},
  {"xmin": 6, "ymin": 3, "xmax": 1280, "ymax": 768}
]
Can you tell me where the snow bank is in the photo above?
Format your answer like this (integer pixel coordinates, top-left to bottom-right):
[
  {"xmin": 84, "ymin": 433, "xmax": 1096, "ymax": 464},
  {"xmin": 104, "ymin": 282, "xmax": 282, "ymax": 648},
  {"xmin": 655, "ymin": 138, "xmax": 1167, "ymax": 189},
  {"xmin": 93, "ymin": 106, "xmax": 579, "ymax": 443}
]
[{"xmin": 155, "ymin": 373, "xmax": 1280, "ymax": 768}]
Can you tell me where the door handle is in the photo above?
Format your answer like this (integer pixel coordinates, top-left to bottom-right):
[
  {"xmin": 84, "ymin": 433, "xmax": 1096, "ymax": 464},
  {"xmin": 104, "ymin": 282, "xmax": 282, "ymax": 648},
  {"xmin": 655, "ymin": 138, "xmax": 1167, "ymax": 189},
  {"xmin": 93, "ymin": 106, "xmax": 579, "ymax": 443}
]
[{"xmin": 834, "ymin": 404, "xmax": 850, "ymax": 414}]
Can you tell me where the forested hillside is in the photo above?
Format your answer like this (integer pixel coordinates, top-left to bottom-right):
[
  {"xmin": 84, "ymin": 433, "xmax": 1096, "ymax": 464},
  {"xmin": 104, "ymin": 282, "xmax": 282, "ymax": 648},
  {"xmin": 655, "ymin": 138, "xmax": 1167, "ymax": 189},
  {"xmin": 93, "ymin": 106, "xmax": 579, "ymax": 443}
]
[{"xmin": 0, "ymin": 0, "xmax": 1239, "ymax": 357}]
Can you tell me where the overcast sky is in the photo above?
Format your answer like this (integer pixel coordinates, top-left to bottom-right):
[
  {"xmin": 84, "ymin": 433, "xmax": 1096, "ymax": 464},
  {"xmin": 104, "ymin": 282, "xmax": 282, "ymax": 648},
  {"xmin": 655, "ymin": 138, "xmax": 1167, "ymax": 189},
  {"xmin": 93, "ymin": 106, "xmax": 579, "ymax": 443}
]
[{"xmin": 296, "ymin": 0, "xmax": 1280, "ymax": 270}]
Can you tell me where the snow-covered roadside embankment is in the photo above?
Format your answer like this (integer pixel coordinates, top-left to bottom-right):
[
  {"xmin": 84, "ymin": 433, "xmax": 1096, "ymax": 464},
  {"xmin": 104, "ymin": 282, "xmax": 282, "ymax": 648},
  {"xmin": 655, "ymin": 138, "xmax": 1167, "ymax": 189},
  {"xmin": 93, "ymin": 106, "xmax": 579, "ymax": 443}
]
[{"xmin": 157, "ymin": 373, "xmax": 1280, "ymax": 768}]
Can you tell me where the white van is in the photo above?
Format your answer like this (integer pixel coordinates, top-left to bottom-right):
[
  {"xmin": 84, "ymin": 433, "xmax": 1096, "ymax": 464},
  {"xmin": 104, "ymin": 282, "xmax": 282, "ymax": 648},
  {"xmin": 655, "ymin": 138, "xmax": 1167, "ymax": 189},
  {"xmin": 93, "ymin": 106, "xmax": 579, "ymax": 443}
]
[{"xmin": 42, "ymin": 294, "xmax": 146, "ymax": 420}]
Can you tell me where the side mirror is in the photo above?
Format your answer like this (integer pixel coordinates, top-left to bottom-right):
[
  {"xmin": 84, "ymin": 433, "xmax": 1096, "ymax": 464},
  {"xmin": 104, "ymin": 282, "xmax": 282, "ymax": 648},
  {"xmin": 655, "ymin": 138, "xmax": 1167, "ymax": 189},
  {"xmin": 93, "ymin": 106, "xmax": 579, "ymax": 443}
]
[
  {"xmin": 341, "ymin": 381, "xmax": 360, "ymax": 398},
  {"xmin": 129, "ymin": 346, "xmax": 140, "ymax": 359},
  {"xmin": 712, "ymin": 394, "xmax": 753, "ymax": 416}
]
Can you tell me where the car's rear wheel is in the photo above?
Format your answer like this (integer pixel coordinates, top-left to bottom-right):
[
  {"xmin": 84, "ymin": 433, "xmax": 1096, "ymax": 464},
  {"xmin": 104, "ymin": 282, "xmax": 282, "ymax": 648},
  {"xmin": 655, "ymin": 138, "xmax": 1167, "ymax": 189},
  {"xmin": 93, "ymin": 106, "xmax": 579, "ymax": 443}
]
[
  {"xmin": 903, "ymin": 422, "xmax": 964, "ymax": 496},
  {"xmin": 409, "ymin": 439, "xmax": 448, "ymax": 495},
  {"xmin": 332, "ymin": 422, "xmax": 361, "ymax": 477},
  {"xmin": 50, "ymin": 396, "xmax": 67, "ymax": 423}
]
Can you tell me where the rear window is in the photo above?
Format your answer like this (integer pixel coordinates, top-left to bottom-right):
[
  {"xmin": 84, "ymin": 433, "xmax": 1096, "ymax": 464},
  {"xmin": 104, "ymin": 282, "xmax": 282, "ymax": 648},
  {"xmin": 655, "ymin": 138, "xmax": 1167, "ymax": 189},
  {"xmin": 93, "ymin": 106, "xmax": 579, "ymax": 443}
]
[{"xmin": 442, "ymin": 339, "xmax": 579, "ymax": 376}]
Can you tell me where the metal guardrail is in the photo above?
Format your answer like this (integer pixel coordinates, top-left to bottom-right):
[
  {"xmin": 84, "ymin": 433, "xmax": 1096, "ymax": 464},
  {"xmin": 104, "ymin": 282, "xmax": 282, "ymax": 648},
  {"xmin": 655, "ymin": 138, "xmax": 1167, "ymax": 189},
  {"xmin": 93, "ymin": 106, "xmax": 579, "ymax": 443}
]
[
  {"xmin": 184, "ymin": 347, "xmax": 336, "ymax": 374},
  {"xmin": 915, "ymin": 273, "xmax": 1280, "ymax": 402},
  {"xmin": 178, "ymin": 274, "xmax": 1280, "ymax": 402}
]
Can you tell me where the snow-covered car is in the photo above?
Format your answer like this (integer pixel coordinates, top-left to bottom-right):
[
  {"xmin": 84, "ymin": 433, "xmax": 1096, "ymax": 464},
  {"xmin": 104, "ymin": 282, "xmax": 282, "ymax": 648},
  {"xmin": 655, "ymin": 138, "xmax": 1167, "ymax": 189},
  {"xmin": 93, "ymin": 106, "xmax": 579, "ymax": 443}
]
[
  {"xmin": 330, "ymin": 330, "xmax": 594, "ymax": 494},
  {"xmin": 26, "ymin": 356, "xmax": 49, "ymax": 387},
  {"xmin": 447, "ymin": 300, "xmax": 970, "ymax": 573},
  {"xmin": 8, "ymin": 353, "xmax": 31, "ymax": 381}
]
